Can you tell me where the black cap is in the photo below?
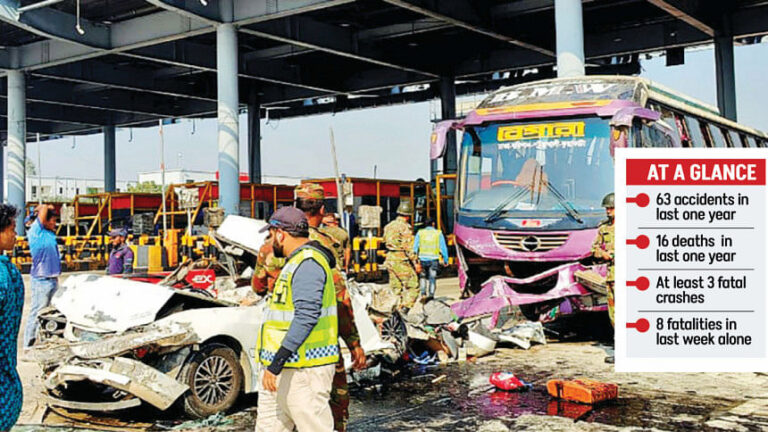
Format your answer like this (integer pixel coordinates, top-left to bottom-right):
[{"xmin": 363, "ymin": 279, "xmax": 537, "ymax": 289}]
[{"xmin": 260, "ymin": 206, "xmax": 309, "ymax": 237}]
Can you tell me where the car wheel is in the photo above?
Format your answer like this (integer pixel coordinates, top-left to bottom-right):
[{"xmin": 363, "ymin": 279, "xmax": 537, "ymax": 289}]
[
  {"xmin": 179, "ymin": 343, "xmax": 243, "ymax": 419},
  {"xmin": 380, "ymin": 312, "xmax": 408, "ymax": 357}
]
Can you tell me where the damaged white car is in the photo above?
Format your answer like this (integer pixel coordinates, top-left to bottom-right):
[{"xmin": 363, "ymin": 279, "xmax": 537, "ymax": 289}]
[
  {"xmin": 28, "ymin": 274, "xmax": 265, "ymax": 418},
  {"xmin": 27, "ymin": 216, "xmax": 399, "ymax": 419}
]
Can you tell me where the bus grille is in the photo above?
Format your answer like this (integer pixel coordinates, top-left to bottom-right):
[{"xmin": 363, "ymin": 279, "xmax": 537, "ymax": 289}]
[{"xmin": 493, "ymin": 233, "xmax": 569, "ymax": 253}]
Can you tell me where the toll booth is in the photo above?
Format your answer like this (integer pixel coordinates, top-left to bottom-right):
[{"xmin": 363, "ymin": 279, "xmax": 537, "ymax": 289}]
[
  {"xmin": 155, "ymin": 181, "xmax": 295, "ymax": 268},
  {"xmin": 305, "ymin": 177, "xmax": 435, "ymax": 235},
  {"xmin": 303, "ymin": 177, "xmax": 441, "ymax": 281},
  {"xmin": 63, "ymin": 192, "xmax": 164, "ymax": 270}
]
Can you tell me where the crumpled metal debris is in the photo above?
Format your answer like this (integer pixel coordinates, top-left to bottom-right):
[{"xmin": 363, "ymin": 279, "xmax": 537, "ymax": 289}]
[
  {"xmin": 26, "ymin": 322, "xmax": 199, "ymax": 367},
  {"xmin": 423, "ymin": 299, "xmax": 454, "ymax": 325},
  {"xmin": 497, "ymin": 322, "xmax": 547, "ymax": 350}
]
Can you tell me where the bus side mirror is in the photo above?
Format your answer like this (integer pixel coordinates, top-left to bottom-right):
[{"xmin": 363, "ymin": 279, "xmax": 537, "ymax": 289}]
[{"xmin": 430, "ymin": 120, "xmax": 458, "ymax": 160}]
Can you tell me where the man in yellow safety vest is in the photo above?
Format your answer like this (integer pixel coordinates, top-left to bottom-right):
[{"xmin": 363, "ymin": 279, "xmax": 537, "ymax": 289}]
[
  {"xmin": 256, "ymin": 206, "xmax": 339, "ymax": 432},
  {"xmin": 413, "ymin": 218, "xmax": 449, "ymax": 301}
]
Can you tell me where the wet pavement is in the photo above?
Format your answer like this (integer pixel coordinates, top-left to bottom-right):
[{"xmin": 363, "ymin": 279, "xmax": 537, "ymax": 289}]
[
  {"xmin": 347, "ymin": 353, "xmax": 743, "ymax": 432},
  {"xmin": 14, "ymin": 276, "xmax": 768, "ymax": 431},
  {"xmin": 14, "ymin": 342, "xmax": 768, "ymax": 431}
]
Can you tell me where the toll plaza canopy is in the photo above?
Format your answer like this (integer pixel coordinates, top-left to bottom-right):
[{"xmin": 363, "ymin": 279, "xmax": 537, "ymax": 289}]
[
  {"xmin": 2, "ymin": 0, "xmax": 768, "ymax": 227},
  {"xmin": 1, "ymin": 0, "xmax": 768, "ymax": 140}
]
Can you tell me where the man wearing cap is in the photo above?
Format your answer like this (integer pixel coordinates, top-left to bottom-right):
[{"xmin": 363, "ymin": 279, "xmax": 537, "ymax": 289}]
[
  {"xmin": 256, "ymin": 207, "xmax": 339, "ymax": 432},
  {"xmin": 106, "ymin": 228, "xmax": 133, "ymax": 275},
  {"xmin": 382, "ymin": 201, "xmax": 421, "ymax": 311},
  {"xmin": 591, "ymin": 192, "xmax": 615, "ymax": 328},
  {"xmin": 294, "ymin": 183, "xmax": 365, "ymax": 432}
]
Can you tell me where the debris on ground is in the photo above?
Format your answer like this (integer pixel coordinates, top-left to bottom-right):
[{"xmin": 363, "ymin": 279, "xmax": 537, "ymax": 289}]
[
  {"xmin": 489, "ymin": 372, "xmax": 533, "ymax": 391},
  {"xmin": 497, "ymin": 322, "xmax": 546, "ymax": 350},
  {"xmin": 171, "ymin": 413, "xmax": 233, "ymax": 430},
  {"xmin": 546, "ymin": 379, "xmax": 619, "ymax": 404}
]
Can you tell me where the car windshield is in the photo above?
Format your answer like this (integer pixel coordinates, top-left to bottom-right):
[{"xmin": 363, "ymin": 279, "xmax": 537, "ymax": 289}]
[{"xmin": 459, "ymin": 117, "xmax": 613, "ymax": 217}]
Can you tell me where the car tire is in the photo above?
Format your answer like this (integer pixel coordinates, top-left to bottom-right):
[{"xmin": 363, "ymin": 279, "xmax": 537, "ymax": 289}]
[{"xmin": 179, "ymin": 343, "xmax": 243, "ymax": 419}]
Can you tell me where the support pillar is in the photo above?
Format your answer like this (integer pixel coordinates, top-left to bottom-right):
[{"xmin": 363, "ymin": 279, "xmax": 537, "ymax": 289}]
[
  {"xmin": 440, "ymin": 76, "xmax": 457, "ymax": 177},
  {"xmin": 7, "ymin": 70, "xmax": 26, "ymax": 234},
  {"xmin": 715, "ymin": 18, "xmax": 737, "ymax": 121},
  {"xmin": 216, "ymin": 17, "xmax": 240, "ymax": 216},
  {"xmin": 555, "ymin": 0, "xmax": 585, "ymax": 77},
  {"xmin": 439, "ymin": 76, "xmax": 457, "ymax": 228},
  {"xmin": 247, "ymin": 92, "xmax": 261, "ymax": 184},
  {"xmin": 104, "ymin": 126, "xmax": 116, "ymax": 192}
]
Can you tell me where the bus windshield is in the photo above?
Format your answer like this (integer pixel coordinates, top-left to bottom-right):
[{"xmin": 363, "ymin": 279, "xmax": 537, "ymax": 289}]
[{"xmin": 459, "ymin": 117, "xmax": 613, "ymax": 221}]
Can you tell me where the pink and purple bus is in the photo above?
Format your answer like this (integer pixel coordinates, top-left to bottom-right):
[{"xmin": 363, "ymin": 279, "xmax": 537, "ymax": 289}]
[{"xmin": 431, "ymin": 76, "xmax": 767, "ymax": 322}]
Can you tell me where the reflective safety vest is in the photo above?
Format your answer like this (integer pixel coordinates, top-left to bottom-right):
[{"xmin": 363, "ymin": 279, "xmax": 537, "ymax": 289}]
[
  {"xmin": 417, "ymin": 228, "xmax": 441, "ymax": 260},
  {"xmin": 257, "ymin": 246, "xmax": 339, "ymax": 368}
]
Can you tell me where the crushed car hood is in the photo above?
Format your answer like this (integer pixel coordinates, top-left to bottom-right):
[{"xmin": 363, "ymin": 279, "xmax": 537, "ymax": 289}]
[
  {"xmin": 213, "ymin": 215, "xmax": 269, "ymax": 256},
  {"xmin": 53, "ymin": 274, "xmax": 229, "ymax": 334}
]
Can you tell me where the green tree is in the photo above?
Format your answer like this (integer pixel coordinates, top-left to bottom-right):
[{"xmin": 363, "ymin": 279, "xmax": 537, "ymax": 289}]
[{"xmin": 127, "ymin": 181, "xmax": 163, "ymax": 193}]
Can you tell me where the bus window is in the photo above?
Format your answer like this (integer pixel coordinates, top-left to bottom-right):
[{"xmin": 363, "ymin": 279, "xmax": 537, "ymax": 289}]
[
  {"xmin": 720, "ymin": 128, "xmax": 735, "ymax": 147},
  {"xmin": 707, "ymin": 124, "xmax": 726, "ymax": 147},
  {"xmin": 659, "ymin": 107, "xmax": 682, "ymax": 146},
  {"xmin": 675, "ymin": 113, "xmax": 693, "ymax": 147},
  {"xmin": 738, "ymin": 133, "xmax": 750, "ymax": 147},
  {"xmin": 747, "ymin": 136, "xmax": 758, "ymax": 147},
  {"xmin": 635, "ymin": 121, "xmax": 674, "ymax": 148},
  {"xmin": 684, "ymin": 117, "xmax": 707, "ymax": 147},
  {"xmin": 728, "ymin": 130, "xmax": 745, "ymax": 147}
]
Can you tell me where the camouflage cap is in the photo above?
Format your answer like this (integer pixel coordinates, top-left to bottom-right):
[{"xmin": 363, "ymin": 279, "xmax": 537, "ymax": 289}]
[{"xmin": 295, "ymin": 183, "xmax": 326, "ymax": 200}]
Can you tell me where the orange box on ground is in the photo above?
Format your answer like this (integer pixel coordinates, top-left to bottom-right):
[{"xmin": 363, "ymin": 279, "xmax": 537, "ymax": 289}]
[{"xmin": 546, "ymin": 379, "xmax": 618, "ymax": 404}]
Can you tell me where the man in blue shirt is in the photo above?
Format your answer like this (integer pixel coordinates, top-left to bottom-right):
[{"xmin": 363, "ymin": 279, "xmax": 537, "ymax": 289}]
[
  {"xmin": 106, "ymin": 228, "xmax": 134, "ymax": 275},
  {"xmin": 24, "ymin": 204, "xmax": 61, "ymax": 347},
  {"xmin": 413, "ymin": 218, "xmax": 449, "ymax": 301}
]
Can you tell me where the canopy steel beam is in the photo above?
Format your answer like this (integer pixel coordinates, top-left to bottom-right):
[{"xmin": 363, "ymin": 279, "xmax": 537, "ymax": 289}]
[
  {"xmin": 125, "ymin": 43, "xmax": 344, "ymax": 96},
  {"xmin": 0, "ymin": 0, "xmax": 110, "ymax": 48},
  {"xmin": 380, "ymin": 0, "xmax": 555, "ymax": 56},
  {"xmin": 0, "ymin": 0, "xmax": 353, "ymax": 73},
  {"xmin": 0, "ymin": 78, "xmax": 216, "ymax": 118},
  {"xmin": 144, "ymin": 0, "xmax": 222, "ymax": 24},
  {"xmin": 241, "ymin": 16, "xmax": 437, "ymax": 77},
  {"xmin": 647, "ymin": 0, "xmax": 715, "ymax": 37},
  {"xmin": 31, "ymin": 61, "xmax": 217, "ymax": 102}
]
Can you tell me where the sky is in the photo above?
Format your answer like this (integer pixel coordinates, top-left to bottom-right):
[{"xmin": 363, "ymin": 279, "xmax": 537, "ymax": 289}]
[{"xmin": 19, "ymin": 42, "xmax": 768, "ymax": 184}]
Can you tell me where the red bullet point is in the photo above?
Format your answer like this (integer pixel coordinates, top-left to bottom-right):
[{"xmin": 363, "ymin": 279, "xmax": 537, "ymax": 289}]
[
  {"xmin": 627, "ymin": 193, "xmax": 650, "ymax": 208},
  {"xmin": 627, "ymin": 318, "xmax": 650, "ymax": 333},
  {"xmin": 627, "ymin": 277, "xmax": 650, "ymax": 291},
  {"xmin": 627, "ymin": 235, "xmax": 650, "ymax": 249}
]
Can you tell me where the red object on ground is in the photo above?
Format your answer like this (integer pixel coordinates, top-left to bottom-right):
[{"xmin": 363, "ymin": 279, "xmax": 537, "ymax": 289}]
[
  {"xmin": 489, "ymin": 372, "xmax": 530, "ymax": 391},
  {"xmin": 546, "ymin": 379, "xmax": 618, "ymax": 404}
]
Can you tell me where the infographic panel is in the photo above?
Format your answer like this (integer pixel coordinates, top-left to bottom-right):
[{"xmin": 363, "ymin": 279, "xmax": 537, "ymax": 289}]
[{"xmin": 615, "ymin": 148, "xmax": 768, "ymax": 372}]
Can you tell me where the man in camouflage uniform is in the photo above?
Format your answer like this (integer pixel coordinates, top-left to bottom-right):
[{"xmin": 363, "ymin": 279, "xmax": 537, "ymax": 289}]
[
  {"xmin": 321, "ymin": 213, "xmax": 350, "ymax": 271},
  {"xmin": 252, "ymin": 183, "xmax": 365, "ymax": 432},
  {"xmin": 383, "ymin": 201, "xmax": 422, "ymax": 310},
  {"xmin": 591, "ymin": 193, "xmax": 615, "ymax": 327}
]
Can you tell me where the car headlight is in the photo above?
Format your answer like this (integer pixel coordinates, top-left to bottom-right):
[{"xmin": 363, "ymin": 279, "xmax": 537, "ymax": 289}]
[{"xmin": 44, "ymin": 320, "xmax": 59, "ymax": 333}]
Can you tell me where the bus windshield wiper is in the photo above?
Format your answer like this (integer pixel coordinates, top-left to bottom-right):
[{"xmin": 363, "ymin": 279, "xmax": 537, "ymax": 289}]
[
  {"xmin": 544, "ymin": 181, "xmax": 584, "ymax": 224},
  {"xmin": 484, "ymin": 188, "xmax": 528, "ymax": 223}
]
